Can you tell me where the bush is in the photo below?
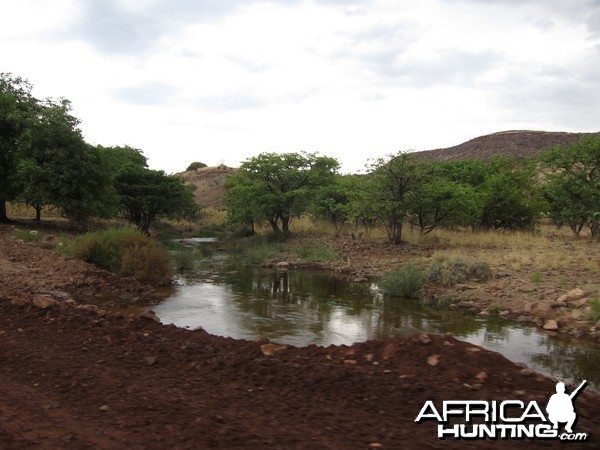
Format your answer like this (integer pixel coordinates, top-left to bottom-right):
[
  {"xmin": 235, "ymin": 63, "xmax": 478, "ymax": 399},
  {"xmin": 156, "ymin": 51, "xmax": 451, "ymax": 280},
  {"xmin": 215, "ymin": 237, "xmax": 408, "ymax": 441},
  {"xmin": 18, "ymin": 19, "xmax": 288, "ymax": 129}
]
[
  {"xmin": 425, "ymin": 255, "xmax": 492, "ymax": 286},
  {"xmin": 379, "ymin": 263, "xmax": 423, "ymax": 298},
  {"xmin": 186, "ymin": 161, "xmax": 207, "ymax": 171},
  {"xmin": 70, "ymin": 228, "xmax": 173, "ymax": 286},
  {"xmin": 293, "ymin": 243, "xmax": 338, "ymax": 262}
]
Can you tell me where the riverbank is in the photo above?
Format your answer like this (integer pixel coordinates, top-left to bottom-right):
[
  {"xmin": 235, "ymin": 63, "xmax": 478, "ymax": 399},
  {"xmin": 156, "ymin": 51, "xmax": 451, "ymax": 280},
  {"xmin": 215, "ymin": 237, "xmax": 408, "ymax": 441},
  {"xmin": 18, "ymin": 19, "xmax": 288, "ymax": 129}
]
[
  {"xmin": 257, "ymin": 229, "xmax": 600, "ymax": 344},
  {"xmin": 2, "ymin": 223, "xmax": 600, "ymax": 448}
]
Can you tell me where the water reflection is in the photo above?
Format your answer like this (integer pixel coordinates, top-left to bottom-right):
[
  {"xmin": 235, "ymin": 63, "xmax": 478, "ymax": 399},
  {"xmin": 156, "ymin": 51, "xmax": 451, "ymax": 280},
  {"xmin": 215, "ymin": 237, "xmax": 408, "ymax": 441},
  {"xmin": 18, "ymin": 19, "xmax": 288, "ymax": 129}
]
[{"xmin": 153, "ymin": 269, "xmax": 600, "ymax": 389}]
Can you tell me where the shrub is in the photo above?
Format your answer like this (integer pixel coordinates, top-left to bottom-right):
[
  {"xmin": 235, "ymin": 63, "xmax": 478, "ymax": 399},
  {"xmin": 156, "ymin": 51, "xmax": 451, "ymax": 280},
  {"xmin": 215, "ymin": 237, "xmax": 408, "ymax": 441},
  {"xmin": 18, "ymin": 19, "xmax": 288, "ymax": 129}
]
[
  {"xmin": 425, "ymin": 255, "xmax": 492, "ymax": 286},
  {"xmin": 70, "ymin": 228, "xmax": 173, "ymax": 286},
  {"xmin": 186, "ymin": 161, "xmax": 207, "ymax": 171},
  {"xmin": 293, "ymin": 243, "xmax": 338, "ymax": 262},
  {"xmin": 379, "ymin": 263, "xmax": 423, "ymax": 298}
]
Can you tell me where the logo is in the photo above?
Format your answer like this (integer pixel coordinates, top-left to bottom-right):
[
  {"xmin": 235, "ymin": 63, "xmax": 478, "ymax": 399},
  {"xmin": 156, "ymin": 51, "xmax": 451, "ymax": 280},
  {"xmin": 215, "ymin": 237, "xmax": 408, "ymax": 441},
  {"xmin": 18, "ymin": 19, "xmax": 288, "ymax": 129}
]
[{"xmin": 415, "ymin": 380, "xmax": 588, "ymax": 441}]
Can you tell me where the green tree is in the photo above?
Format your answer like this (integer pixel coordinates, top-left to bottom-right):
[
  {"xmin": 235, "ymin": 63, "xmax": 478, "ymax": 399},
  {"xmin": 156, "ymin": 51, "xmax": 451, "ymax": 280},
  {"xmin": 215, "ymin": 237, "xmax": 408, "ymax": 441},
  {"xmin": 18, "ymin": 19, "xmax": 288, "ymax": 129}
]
[
  {"xmin": 540, "ymin": 136, "xmax": 600, "ymax": 237},
  {"xmin": 186, "ymin": 161, "xmax": 207, "ymax": 171},
  {"xmin": 311, "ymin": 174, "xmax": 355, "ymax": 237},
  {"xmin": 226, "ymin": 152, "xmax": 339, "ymax": 235},
  {"xmin": 15, "ymin": 98, "xmax": 113, "ymax": 222},
  {"xmin": 477, "ymin": 157, "xmax": 542, "ymax": 231},
  {"xmin": 116, "ymin": 166, "xmax": 198, "ymax": 233},
  {"xmin": 0, "ymin": 73, "xmax": 37, "ymax": 222},
  {"xmin": 406, "ymin": 162, "xmax": 482, "ymax": 235},
  {"xmin": 364, "ymin": 152, "xmax": 418, "ymax": 244}
]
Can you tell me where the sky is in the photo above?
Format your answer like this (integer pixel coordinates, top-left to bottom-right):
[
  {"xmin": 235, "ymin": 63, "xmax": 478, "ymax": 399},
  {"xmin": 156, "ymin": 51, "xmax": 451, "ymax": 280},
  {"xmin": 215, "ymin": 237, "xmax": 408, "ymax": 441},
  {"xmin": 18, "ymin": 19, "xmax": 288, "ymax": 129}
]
[{"xmin": 2, "ymin": 0, "xmax": 599, "ymax": 174}]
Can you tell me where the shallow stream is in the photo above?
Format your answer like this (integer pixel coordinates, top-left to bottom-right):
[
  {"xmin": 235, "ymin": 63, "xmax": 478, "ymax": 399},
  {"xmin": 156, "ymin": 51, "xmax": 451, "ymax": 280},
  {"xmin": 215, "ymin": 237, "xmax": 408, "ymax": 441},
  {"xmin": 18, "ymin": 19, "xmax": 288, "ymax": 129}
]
[{"xmin": 152, "ymin": 264, "xmax": 600, "ymax": 390}]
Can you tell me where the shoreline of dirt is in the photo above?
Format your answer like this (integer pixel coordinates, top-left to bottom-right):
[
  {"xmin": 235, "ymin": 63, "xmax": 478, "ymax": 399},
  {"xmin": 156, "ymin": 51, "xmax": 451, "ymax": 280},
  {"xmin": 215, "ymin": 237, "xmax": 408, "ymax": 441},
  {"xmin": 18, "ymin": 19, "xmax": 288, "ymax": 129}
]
[{"xmin": 1, "ymin": 224, "xmax": 600, "ymax": 448}]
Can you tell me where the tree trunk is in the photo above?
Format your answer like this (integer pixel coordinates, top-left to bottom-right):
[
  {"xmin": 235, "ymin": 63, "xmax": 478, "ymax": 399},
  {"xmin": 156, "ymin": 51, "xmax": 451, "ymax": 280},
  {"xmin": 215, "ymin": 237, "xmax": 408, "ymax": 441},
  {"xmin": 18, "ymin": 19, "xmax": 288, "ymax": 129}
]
[
  {"xmin": 0, "ymin": 200, "xmax": 11, "ymax": 223},
  {"xmin": 267, "ymin": 216, "xmax": 281, "ymax": 234},
  {"xmin": 34, "ymin": 205, "xmax": 42, "ymax": 222},
  {"xmin": 281, "ymin": 216, "xmax": 291, "ymax": 236}
]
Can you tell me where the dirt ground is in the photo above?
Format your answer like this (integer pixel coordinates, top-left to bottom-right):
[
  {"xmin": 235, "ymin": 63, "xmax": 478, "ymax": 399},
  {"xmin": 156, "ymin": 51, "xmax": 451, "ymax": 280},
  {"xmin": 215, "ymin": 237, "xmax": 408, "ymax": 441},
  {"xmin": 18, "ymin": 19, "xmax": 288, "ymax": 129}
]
[{"xmin": 1, "ymin": 226, "xmax": 600, "ymax": 449}]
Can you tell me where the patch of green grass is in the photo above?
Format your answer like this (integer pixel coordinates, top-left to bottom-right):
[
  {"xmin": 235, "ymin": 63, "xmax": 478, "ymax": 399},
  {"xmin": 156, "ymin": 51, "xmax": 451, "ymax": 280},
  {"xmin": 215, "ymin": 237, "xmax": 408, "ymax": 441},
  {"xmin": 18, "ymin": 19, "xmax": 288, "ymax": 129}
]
[
  {"xmin": 229, "ymin": 234, "xmax": 282, "ymax": 267},
  {"xmin": 425, "ymin": 256, "xmax": 492, "ymax": 286},
  {"xmin": 379, "ymin": 263, "xmax": 423, "ymax": 298},
  {"xmin": 529, "ymin": 272, "xmax": 543, "ymax": 283},
  {"xmin": 591, "ymin": 299, "xmax": 600, "ymax": 322},
  {"xmin": 293, "ymin": 243, "xmax": 338, "ymax": 262},
  {"xmin": 559, "ymin": 277, "xmax": 569, "ymax": 289},
  {"xmin": 14, "ymin": 229, "xmax": 42, "ymax": 243}
]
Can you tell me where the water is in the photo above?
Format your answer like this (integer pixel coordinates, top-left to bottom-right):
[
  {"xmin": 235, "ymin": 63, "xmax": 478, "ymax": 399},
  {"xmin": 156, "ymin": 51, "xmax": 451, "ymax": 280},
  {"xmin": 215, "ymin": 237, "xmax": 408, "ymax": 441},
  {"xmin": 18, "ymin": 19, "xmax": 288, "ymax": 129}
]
[{"xmin": 153, "ymin": 268, "xmax": 600, "ymax": 389}]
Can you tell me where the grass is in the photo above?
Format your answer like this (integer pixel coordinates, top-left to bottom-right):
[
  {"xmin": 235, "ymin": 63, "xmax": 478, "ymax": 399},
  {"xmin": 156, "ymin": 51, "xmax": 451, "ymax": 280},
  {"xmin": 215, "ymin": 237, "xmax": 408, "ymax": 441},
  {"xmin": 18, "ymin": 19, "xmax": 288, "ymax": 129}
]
[
  {"xmin": 591, "ymin": 299, "xmax": 600, "ymax": 322},
  {"xmin": 228, "ymin": 234, "xmax": 283, "ymax": 267},
  {"xmin": 293, "ymin": 243, "xmax": 338, "ymax": 262},
  {"xmin": 529, "ymin": 272, "xmax": 543, "ymax": 283},
  {"xmin": 14, "ymin": 229, "xmax": 42, "ymax": 243},
  {"xmin": 425, "ymin": 254, "xmax": 493, "ymax": 286},
  {"xmin": 70, "ymin": 228, "xmax": 173, "ymax": 286},
  {"xmin": 378, "ymin": 263, "xmax": 424, "ymax": 298}
]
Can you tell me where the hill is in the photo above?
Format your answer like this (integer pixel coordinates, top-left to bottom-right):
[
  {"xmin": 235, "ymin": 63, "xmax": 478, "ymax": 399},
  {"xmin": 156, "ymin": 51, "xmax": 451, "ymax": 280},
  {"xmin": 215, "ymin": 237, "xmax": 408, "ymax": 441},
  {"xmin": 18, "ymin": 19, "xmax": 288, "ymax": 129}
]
[
  {"xmin": 412, "ymin": 130, "xmax": 598, "ymax": 161},
  {"xmin": 178, "ymin": 166, "xmax": 235, "ymax": 209}
]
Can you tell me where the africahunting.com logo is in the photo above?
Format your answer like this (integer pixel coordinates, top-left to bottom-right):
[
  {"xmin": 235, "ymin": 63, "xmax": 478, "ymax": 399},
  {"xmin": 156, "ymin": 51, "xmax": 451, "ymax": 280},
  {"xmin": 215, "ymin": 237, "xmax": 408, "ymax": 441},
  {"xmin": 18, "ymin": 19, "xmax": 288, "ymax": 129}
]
[{"xmin": 415, "ymin": 380, "xmax": 588, "ymax": 442}]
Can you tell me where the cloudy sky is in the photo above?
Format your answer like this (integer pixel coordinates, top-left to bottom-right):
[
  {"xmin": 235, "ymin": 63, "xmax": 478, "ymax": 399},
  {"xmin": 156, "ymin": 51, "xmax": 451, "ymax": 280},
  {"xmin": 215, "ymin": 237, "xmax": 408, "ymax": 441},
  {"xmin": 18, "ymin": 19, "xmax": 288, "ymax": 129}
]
[{"xmin": 2, "ymin": 0, "xmax": 599, "ymax": 173}]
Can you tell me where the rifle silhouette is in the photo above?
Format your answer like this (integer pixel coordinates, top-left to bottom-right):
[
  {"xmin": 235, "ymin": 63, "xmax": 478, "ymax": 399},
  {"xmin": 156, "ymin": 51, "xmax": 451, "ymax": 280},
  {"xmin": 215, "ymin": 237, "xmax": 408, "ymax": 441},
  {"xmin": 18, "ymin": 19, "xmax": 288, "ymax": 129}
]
[{"xmin": 569, "ymin": 380, "xmax": 587, "ymax": 400}]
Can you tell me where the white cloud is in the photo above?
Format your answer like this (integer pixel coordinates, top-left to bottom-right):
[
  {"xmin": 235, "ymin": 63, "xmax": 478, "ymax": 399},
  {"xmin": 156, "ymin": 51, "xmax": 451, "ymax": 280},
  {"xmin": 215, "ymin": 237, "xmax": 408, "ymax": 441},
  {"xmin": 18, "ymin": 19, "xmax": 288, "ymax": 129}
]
[{"xmin": 2, "ymin": 0, "xmax": 599, "ymax": 174}]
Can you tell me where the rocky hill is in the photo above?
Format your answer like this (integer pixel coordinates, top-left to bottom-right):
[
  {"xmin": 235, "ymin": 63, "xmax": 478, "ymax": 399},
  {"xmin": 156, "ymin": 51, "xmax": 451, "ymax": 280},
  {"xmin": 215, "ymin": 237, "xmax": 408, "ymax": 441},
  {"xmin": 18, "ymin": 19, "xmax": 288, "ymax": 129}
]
[
  {"xmin": 178, "ymin": 166, "xmax": 235, "ymax": 209},
  {"xmin": 412, "ymin": 130, "xmax": 598, "ymax": 161}
]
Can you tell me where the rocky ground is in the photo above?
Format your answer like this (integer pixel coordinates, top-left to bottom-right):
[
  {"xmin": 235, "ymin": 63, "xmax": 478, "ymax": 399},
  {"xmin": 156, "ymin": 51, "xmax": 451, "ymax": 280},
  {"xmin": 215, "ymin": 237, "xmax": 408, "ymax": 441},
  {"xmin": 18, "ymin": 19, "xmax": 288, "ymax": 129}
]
[{"xmin": 1, "ymin": 225, "xmax": 600, "ymax": 449}]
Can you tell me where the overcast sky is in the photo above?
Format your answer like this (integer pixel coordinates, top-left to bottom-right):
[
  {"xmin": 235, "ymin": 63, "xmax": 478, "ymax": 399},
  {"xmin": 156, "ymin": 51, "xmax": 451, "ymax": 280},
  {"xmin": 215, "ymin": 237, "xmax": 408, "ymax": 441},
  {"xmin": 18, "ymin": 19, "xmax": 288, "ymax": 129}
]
[{"xmin": 2, "ymin": 0, "xmax": 599, "ymax": 173}]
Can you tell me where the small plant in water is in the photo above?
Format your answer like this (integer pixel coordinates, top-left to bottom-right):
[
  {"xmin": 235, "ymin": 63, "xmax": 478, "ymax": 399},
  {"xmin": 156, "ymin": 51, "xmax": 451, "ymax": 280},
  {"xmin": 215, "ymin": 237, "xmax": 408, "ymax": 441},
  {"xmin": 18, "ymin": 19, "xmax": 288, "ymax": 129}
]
[{"xmin": 379, "ymin": 263, "xmax": 423, "ymax": 298}]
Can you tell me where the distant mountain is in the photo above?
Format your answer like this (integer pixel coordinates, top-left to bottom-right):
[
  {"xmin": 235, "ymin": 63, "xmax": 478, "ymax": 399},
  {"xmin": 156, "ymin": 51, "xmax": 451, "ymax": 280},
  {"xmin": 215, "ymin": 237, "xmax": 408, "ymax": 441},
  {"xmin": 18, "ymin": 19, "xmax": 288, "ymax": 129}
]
[
  {"xmin": 178, "ymin": 166, "xmax": 235, "ymax": 209},
  {"xmin": 412, "ymin": 130, "xmax": 598, "ymax": 161}
]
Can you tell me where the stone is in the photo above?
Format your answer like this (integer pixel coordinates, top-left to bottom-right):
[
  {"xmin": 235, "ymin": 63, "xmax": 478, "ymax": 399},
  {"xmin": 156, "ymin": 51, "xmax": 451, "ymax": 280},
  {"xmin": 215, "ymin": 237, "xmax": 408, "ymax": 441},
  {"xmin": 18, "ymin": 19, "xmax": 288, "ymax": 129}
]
[
  {"xmin": 518, "ymin": 283, "xmax": 537, "ymax": 293},
  {"xmin": 275, "ymin": 261, "xmax": 289, "ymax": 270},
  {"xmin": 523, "ymin": 302, "xmax": 534, "ymax": 313},
  {"xmin": 343, "ymin": 359, "xmax": 357, "ymax": 365},
  {"xmin": 455, "ymin": 284, "xmax": 474, "ymax": 292},
  {"xmin": 570, "ymin": 310, "xmax": 584, "ymax": 320},
  {"xmin": 499, "ymin": 310, "xmax": 510, "ymax": 316},
  {"xmin": 260, "ymin": 343, "xmax": 287, "ymax": 356},
  {"xmin": 457, "ymin": 301, "xmax": 475, "ymax": 308},
  {"xmin": 43, "ymin": 234, "xmax": 56, "ymax": 242},
  {"xmin": 143, "ymin": 356, "xmax": 158, "ymax": 366},
  {"xmin": 10, "ymin": 298, "xmax": 30, "ymax": 306},
  {"xmin": 353, "ymin": 277, "xmax": 369, "ymax": 283},
  {"xmin": 138, "ymin": 310, "xmax": 160, "ymax": 322},
  {"xmin": 557, "ymin": 288, "xmax": 586, "ymax": 303},
  {"xmin": 427, "ymin": 355, "xmax": 440, "ymax": 367},
  {"xmin": 99, "ymin": 405, "xmax": 110, "ymax": 412},
  {"xmin": 382, "ymin": 342, "xmax": 397, "ymax": 360},
  {"xmin": 418, "ymin": 334, "xmax": 432, "ymax": 344},
  {"xmin": 519, "ymin": 368, "xmax": 535, "ymax": 376},
  {"xmin": 466, "ymin": 347, "xmax": 481, "ymax": 353},
  {"xmin": 542, "ymin": 319, "xmax": 559, "ymax": 331},
  {"xmin": 569, "ymin": 298, "xmax": 589, "ymax": 308},
  {"xmin": 475, "ymin": 371, "xmax": 488, "ymax": 382},
  {"xmin": 364, "ymin": 353, "xmax": 374, "ymax": 362},
  {"xmin": 32, "ymin": 295, "xmax": 58, "ymax": 309}
]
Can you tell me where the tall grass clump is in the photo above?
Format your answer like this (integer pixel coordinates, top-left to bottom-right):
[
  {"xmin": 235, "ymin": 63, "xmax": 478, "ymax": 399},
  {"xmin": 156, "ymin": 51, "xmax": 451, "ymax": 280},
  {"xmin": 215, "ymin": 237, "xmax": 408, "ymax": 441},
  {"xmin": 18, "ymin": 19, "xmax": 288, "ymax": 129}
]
[
  {"xmin": 70, "ymin": 228, "xmax": 173, "ymax": 286},
  {"xmin": 293, "ymin": 243, "xmax": 338, "ymax": 262},
  {"xmin": 425, "ymin": 255, "xmax": 492, "ymax": 286},
  {"xmin": 378, "ymin": 263, "xmax": 424, "ymax": 298},
  {"xmin": 229, "ymin": 233, "xmax": 282, "ymax": 267}
]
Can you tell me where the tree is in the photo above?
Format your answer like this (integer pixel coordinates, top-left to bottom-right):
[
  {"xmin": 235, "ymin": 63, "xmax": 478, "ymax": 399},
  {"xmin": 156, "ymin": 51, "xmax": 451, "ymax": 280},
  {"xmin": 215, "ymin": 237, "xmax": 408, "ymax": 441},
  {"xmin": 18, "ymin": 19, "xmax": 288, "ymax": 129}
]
[
  {"xmin": 186, "ymin": 161, "xmax": 207, "ymax": 171},
  {"xmin": 540, "ymin": 136, "xmax": 600, "ymax": 237},
  {"xmin": 0, "ymin": 73, "xmax": 37, "ymax": 222},
  {"xmin": 477, "ymin": 157, "xmax": 542, "ymax": 231},
  {"xmin": 364, "ymin": 152, "xmax": 418, "ymax": 244},
  {"xmin": 406, "ymin": 162, "xmax": 482, "ymax": 235},
  {"xmin": 116, "ymin": 166, "xmax": 198, "ymax": 233},
  {"xmin": 15, "ymin": 98, "xmax": 114, "ymax": 222},
  {"xmin": 311, "ymin": 174, "xmax": 355, "ymax": 237},
  {"xmin": 226, "ymin": 152, "xmax": 339, "ymax": 235}
]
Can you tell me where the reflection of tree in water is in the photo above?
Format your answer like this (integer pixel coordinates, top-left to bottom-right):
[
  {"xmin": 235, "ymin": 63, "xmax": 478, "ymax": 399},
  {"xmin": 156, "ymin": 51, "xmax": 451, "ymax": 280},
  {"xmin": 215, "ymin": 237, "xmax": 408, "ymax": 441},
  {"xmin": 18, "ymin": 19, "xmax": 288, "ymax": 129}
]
[{"xmin": 529, "ymin": 340, "xmax": 600, "ymax": 389}]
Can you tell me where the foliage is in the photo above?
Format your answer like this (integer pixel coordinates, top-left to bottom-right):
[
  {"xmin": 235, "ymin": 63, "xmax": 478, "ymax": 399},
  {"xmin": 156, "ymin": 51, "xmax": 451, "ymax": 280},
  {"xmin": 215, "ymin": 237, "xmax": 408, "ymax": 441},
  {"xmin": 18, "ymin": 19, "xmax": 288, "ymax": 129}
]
[
  {"xmin": 310, "ymin": 174, "xmax": 354, "ymax": 237},
  {"xmin": 405, "ymin": 161, "xmax": 482, "ymax": 235},
  {"xmin": 0, "ymin": 73, "xmax": 37, "ymax": 222},
  {"xmin": 425, "ymin": 255, "xmax": 492, "ymax": 286},
  {"xmin": 186, "ymin": 161, "xmax": 207, "ymax": 171},
  {"xmin": 540, "ymin": 136, "xmax": 600, "ymax": 237},
  {"xmin": 116, "ymin": 166, "xmax": 198, "ymax": 233},
  {"xmin": 378, "ymin": 263, "xmax": 423, "ymax": 298},
  {"xmin": 14, "ymin": 229, "xmax": 41, "ymax": 243},
  {"xmin": 226, "ymin": 152, "xmax": 339, "ymax": 235},
  {"xmin": 15, "ymin": 98, "xmax": 115, "ymax": 222},
  {"xmin": 70, "ymin": 228, "xmax": 173, "ymax": 286},
  {"xmin": 293, "ymin": 243, "xmax": 338, "ymax": 262},
  {"xmin": 228, "ymin": 234, "xmax": 282, "ymax": 267},
  {"xmin": 591, "ymin": 299, "xmax": 600, "ymax": 321}
]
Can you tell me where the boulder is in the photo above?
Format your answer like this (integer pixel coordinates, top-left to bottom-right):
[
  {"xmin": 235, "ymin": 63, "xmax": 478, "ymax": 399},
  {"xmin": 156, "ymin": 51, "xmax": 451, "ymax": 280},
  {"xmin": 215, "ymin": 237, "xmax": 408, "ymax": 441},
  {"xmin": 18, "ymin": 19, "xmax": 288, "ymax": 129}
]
[
  {"xmin": 275, "ymin": 261, "xmax": 289, "ymax": 270},
  {"xmin": 32, "ymin": 295, "xmax": 58, "ymax": 309},
  {"xmin": 557, "ymin": 288, "xmax": 586, "ymax": 303},
  {"xmin": 542, "ymin": 319, "xmax": 559, "ymax": 331}
]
